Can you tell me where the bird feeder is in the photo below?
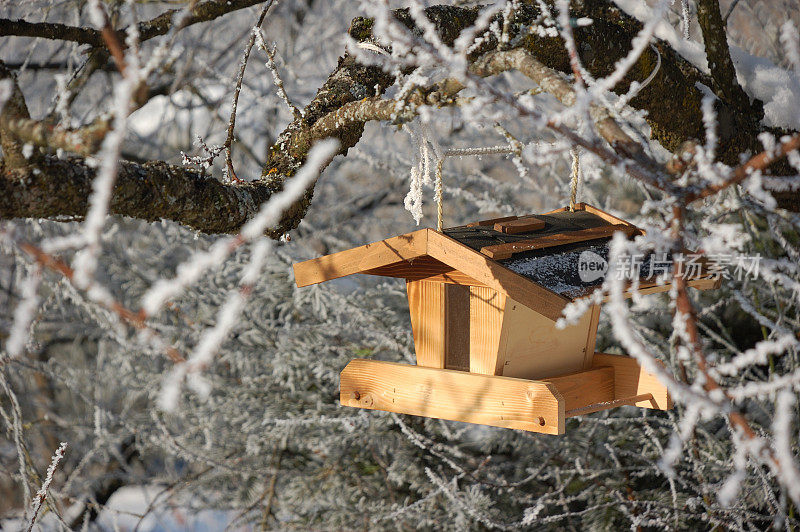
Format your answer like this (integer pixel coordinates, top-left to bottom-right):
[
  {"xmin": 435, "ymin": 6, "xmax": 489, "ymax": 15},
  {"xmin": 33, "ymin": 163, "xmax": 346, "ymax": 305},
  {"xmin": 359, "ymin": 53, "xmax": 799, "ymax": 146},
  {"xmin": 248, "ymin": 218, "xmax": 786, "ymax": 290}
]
[{"xmin": 293, "ymin": 203, "xmax": 718, "ymax": 434}]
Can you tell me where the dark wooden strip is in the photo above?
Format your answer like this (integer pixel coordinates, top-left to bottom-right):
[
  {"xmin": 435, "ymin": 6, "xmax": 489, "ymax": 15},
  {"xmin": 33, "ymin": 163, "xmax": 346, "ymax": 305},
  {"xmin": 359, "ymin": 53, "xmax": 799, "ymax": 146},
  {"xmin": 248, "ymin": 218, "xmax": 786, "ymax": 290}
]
[
  {"xmin": 466, "ymin": 215, "xmax": 518, "ymax": 227},
  {"xmin": 481, "ymin": 224, "xmax": 638, "ymax": 260},
  {"xmin": 444, "ymin": 284, "xmax": 470, "ymax": 371}
]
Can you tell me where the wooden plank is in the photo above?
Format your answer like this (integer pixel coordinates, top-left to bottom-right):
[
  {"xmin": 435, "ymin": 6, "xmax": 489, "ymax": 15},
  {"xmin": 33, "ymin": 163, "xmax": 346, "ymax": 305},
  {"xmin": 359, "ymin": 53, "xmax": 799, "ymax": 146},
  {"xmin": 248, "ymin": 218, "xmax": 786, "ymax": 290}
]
[
  {"xmin": 426, "ymin": 230, "xmax": 569, "ymax": 322},
  {"xmin": 497, "ymin": 299, "xmax": 594, "ymax": 379},
  {"xmin": 293, "ymin": 230, "xmax": 428, "ymax": 287},
  {"xmin": 566, "ymin": 393, "xmax": 653, "ymax": 417},
  {"xmin": 466, "ymin": 215, "xmax": 518, "ymax": 227},
  {"xmin": 687, "ymin": 276, "xmax": 722, "ymax": 290},
  {"xmin": 544, "ymin": 366, "xmax": 614, "ymax": 413},
  {"xmin": 339, "ymin": 359, "xmax": 565, "ymax": 434},
  {"xmin": 407, "ymin": 280, "xmax": 446, "ymax": 368},
  {"xmin": 494, "ymin": 215, "xmax": 545, "ymax": 234},
  {"xmin": 481, "ymin": 224, "xmax": 638, "ymax": 260},
  {"xmin": 580, "ymin": 203, "xmax": 639, "ymax": 229},
  {"xmin": 468, "ymin": 286, "xmax": 507, "ymax": 375},
  {"xmin": 570, "ymin": 275, "xmax": 721, "ymax": 302},
  {"xmin": 417, "ymin": 272, "xmax": 488, "ymax": 287},
  {"xmin": 542, "ymin": 204, "xmax": 574, "ymax": 215},
  {"xmin": 444, "ymin": 284, "xmax": 470, "ymax": 371},
  {"xmin": 591, "ymin": 352, "xmax": 672, "ymax": 410}
]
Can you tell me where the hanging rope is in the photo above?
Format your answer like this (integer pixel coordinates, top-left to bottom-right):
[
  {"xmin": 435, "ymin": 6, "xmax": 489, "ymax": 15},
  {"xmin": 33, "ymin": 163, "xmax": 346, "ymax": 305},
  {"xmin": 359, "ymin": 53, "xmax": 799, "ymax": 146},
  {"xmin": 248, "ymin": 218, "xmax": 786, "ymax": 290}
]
[
  {"xmin": 569, "ymin": 146, "xmax": 581, "ymax": 212},
  {"xmin": 435, "ymin": 157, "xmax": 445, "ymax": 232},
  {"xmin": 434, "ymin": 147, "xmax": 512, "ymax": 232}
]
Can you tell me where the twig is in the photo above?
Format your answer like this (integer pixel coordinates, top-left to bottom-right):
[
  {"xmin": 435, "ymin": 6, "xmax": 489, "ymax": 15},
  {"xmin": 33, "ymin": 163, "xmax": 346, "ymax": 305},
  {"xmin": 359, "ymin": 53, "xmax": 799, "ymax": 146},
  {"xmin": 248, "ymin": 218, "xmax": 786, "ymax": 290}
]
[
  {"xmin": 88, "ymin": 0, "xmax": 128, "ymax": 76},
  {"xmin": 224, "ymin": 1, "xmax": 275, "ymax": 183},
  {"xmin": 15, "ymin": 240, "xmax": 185, "ymax": 364},
  {"xmin": 670, "ymin": 204, "xmax": 787, "ymax": 492},
  {"xmin": 26, "ymin": 442, "xmax": 67, "ymax": 532},
  {"xmin": 685, "ymin": 134, "xmax": 800, "ymax": 202},
  {"xmin": 0, "ymin": 0, "xmax": 267, "ymax": 48},
  {"xmin": 254, "ymin": 34, "xmax": 302, "ymax": 120}
]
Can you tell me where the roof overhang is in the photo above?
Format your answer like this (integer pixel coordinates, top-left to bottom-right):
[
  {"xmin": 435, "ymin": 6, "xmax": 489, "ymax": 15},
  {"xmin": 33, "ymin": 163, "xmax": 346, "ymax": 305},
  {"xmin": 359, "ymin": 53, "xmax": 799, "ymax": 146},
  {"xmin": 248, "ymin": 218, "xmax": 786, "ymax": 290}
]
[{"xmin": 292, "ymin": 204, "xmax": 720, "ymax": 322}]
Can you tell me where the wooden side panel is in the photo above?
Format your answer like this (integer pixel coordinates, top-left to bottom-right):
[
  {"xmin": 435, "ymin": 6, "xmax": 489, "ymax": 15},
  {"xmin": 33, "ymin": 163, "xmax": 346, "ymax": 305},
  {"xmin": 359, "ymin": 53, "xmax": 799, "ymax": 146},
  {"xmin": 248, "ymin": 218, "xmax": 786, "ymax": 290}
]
[
  {"xmin": 591, "ymin": 352, "xmax": 672, "ymax": 410},
  {"xmin": 544, "ymin": 366, "xmax": 614, "ymax": 413},
  {"xmin": 407, "ymin": 280, "xmax": 445, "ymax": 368},
  {"xmin": 293, "ymin": 230, "xmax": 427, "ymax": 287},
  {"xmin": 340, "ymin": 359, "xmax": 565, "ymax": 434},
  {"xmin": 498, "ymin": 299, "xmax": 594, "ymax": 380},
  {"xmin": 481, "ymin": 224, "xmax": 638, "ymax": 260},
  {"xmin": 468, "ymin": 287, "xmax": 507, "ymax": 375},
  {"xmin": 444, "ymin": 284, "xmax": 470, "ymax": 371}
]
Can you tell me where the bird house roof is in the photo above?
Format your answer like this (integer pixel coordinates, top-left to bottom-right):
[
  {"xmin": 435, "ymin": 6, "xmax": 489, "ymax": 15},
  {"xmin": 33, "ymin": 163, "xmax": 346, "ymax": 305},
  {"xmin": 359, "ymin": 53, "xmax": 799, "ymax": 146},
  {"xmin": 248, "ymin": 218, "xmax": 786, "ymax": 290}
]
[{"xmin": 293, "ymin": 203, "xmax": 718, "ymax": 321}]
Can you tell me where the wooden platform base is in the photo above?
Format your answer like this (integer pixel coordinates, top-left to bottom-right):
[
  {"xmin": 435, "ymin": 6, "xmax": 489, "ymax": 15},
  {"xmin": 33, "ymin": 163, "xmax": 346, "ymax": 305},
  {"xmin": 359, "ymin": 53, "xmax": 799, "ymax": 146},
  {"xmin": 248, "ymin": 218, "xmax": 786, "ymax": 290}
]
[{"xmin": 339, "ymin": 353, "xmax": 671, "ymax": 435}]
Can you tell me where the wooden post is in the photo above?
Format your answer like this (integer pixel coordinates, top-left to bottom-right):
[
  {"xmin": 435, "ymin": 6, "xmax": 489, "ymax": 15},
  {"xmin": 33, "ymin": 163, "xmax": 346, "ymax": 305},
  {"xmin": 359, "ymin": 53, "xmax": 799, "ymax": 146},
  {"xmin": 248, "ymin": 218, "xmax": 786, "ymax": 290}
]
[
  {"xmin": 444, "ymin": 284, "xmax": 470, "ymax": 371},
  {"xmin": 468, "ymin": 286, "xmax": 507, "ymax": 374},
  {"xmin": 407, "ymin": 280, "xmax": 446, "ymax": 368}
]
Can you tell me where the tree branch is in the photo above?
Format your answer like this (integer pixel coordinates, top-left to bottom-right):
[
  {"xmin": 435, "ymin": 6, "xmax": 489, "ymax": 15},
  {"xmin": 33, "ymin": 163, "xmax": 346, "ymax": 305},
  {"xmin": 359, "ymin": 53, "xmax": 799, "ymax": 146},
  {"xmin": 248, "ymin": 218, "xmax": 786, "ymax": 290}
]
[
  {"xmin": 0, "ymin": 16, "xmax": 396, "ymax": 235},
  {"xmin": 685, "ymin": 134, "xmax": 800, "ymax": 203},
  {"xmin": 0, "ymin": 0, "xmax": 269, "ymax": 47},
  {"xmin": 2, "ymin": 155, "xmax": 294, "ymax": 235},
  {"xmin": 2, "ymin": 117, "xmax": 110, "ymax": 157},
  {"xmin": 696, "ymin": 0, "xmax": 753, "ymax": 114},
  {"xmin": 0, "ymin": 18, "xmax": 104, "ymax": 46},
  {"xmin": 471, "ymin": 48, "xmax": 662, "ymax": 172}
]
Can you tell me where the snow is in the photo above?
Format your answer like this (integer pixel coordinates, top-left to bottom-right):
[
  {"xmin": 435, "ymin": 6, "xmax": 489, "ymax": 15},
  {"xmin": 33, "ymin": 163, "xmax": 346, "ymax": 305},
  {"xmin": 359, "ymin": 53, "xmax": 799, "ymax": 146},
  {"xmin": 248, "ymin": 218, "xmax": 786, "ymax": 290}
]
[
  {"xmin": 773, "ymin": 390, "xmax": 800, "ymax": 507},
  {"xmin": 129, "ymin": 85, "xmax": 227, "ymax": 138},
  {"xmin": 94, "ymin": 485, "xmax": 247, "ymax": 531},
  {"xmin": 5, "ymin": 264, "xmax": 41, "ymax": 358}
]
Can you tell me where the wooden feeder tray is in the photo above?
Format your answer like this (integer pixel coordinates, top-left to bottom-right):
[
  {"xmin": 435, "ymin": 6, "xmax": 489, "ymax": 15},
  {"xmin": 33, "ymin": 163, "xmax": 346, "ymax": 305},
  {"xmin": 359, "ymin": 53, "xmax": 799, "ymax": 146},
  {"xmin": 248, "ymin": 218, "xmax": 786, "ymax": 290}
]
[{"xmin": 293, "ymin": 204, "xmax": 719, "ymax": 434}]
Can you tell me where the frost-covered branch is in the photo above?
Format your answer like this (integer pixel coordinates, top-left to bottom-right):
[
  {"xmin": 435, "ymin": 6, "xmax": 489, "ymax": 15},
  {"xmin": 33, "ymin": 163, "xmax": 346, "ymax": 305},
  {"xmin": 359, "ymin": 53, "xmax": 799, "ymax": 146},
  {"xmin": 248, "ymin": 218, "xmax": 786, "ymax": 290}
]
[{"xmin": 26, "ymin": 441, "xmax": 67, "ymax": 532}]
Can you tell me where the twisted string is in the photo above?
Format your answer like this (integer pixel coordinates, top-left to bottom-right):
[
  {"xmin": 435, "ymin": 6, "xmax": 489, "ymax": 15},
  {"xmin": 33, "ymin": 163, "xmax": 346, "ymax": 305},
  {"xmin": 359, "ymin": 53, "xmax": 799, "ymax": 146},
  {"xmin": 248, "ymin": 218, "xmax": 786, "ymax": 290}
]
[
  {"xmin": 434, "ymin": 146, "xmax": 514, "ymax": 232},
  {"xmin": 569, "ymin": 146, "xmax": 581, "ymax": 211},
  {"xmin": 435, "ymin": 157, "xmax": 445, "ymax": 232}
]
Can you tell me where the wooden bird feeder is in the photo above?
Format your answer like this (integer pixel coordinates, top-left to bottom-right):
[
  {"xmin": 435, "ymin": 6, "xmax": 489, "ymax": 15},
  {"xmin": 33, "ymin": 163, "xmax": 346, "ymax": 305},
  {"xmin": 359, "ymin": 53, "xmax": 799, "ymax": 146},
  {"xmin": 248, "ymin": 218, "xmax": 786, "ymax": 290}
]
[{"xmin": 293, "ymin": 203, "xmax": 719, "ymax": 434}]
